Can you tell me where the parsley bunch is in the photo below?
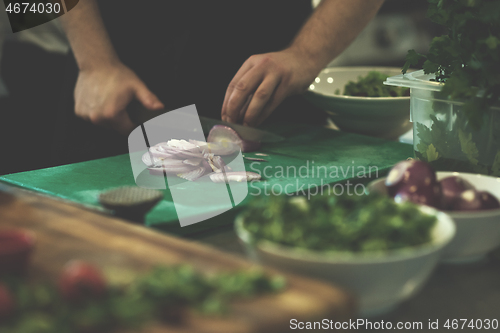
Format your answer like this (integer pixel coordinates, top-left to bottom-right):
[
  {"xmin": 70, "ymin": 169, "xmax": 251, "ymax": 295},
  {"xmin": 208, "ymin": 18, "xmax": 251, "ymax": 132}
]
[{"xmin": 403, "ymin": 0, "xmax": 500, "ymax": 129}]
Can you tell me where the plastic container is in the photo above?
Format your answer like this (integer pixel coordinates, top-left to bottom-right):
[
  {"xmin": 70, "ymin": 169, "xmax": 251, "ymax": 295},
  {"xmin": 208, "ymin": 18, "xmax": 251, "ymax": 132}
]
[{"xmin": 385, "ymin": 70, "xmax": 500, "ymax": 175}]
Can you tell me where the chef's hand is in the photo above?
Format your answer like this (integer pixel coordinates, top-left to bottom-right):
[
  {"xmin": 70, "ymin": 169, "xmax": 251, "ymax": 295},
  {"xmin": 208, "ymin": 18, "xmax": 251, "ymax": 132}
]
[
  {"xmin": 74, "ymin": 62, "xmax": 164, "ymax": 135},
  {"xmin": 221, "ymin": 49, "xmax": 318, "ymax": 127}
]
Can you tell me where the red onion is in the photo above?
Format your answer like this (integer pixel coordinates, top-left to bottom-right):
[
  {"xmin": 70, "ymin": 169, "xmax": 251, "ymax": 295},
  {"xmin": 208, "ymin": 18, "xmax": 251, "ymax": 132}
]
[
  {"xmin": 448, "ymin": 189, "xmax": 500, "ymax": 211},
  {"xmin": 189, "ymin": 139, "xmax": 238, "ymax": 156},
  {"xmin": 394, "ymin": 183, "xmax": 441, "ymax": 208},
  {"xmin": 450, "ymin": 190, "xmax": 483, "ymax": 211},
  {"xmin": 207, "ymin": 125, "xmax": 261, "ymax": 153},
  {"xmin": 385, "ymin": 160, "xmax": 437, "ymax": 197},
  {"xmin": 478, "ymin": 191, "xmax": 500, "ymax": 210},
  {"xmin": 209, "ymin": 171, "xmax": 261, "ymax": 183},
  {"xmin": 439, "ymin": 176, "xmax": 475, "ymax": 209}
]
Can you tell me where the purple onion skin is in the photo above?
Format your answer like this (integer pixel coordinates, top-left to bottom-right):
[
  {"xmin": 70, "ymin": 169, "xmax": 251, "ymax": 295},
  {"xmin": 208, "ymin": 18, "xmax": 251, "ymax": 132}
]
[
  {"xmin": 394, "ymin": 183, "xmax": 442, "ymax": 208},
  {"xmin": 450, "ymin": 190, "xmax": 483, "ymax": 211},
  {"xmin": 385, "ymin": 160, "xmax": 437, "ymax": 197},
  {"xmin": 439, "ymin": 176, "xmax": 475, "ymax": 210},
  {"xmin": 478, "ymin": 191, "xmax": 500, "ymax": 210},
  {"xmin": 207, "ymin": 125, "xmax": 262, "ymax": 152}
]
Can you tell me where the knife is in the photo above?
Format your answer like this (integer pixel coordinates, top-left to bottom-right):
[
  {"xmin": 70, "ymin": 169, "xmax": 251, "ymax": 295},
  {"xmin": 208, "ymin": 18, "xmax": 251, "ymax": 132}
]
[{"xmin": 127, "ymin": 100, "xmax": 284, "ymax": 143}]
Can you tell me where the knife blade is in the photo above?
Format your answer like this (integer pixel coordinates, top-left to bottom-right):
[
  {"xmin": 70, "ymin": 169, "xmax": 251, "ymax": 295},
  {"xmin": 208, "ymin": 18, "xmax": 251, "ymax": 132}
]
[{"xmin": 127, "ymin": 100, "xmax": 284, "ymax": 143}]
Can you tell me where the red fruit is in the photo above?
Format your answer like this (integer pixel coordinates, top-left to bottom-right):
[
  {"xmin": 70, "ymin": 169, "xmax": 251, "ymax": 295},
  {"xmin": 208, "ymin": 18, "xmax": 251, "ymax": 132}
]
[
  {"xmin": 59, "ymin": 261, "xmax": 106, "ymax": 303},
  {"xmin": 0, "ymin": 284, "xmax": 15, "ymax": 320}
]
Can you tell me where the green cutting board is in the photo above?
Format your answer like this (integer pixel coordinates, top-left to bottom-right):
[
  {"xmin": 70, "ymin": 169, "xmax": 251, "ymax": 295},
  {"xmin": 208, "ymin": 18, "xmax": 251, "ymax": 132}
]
[{"xmin": 0, "ymin": 124, "xmax": 412, "ymax": 235}]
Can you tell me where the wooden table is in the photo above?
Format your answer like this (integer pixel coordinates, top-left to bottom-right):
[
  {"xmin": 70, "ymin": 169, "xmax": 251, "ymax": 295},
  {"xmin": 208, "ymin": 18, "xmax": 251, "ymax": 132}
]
[{"xmin": 0, "ymin": 183, "xmax": 355, "ymax": 333}]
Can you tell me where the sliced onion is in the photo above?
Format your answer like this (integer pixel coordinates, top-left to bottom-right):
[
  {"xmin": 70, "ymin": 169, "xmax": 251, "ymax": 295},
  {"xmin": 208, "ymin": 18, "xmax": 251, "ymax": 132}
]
[
  {"xmin": 183, "ymin": 158, "xmax": 203, "ymax": 166},
  {"xmin": 207, "ymin": 125, "xmax": 261, "ymax": 153},
  {"xmin": 155, "ymin": 139, "xmax": 205, "ymax": 159},
  {"xmin": 142, "ymin": 152, "xmax": 162, "ymax": 167},
  {"xmin": 212, "ymin": 155, "xmax": 232, "ymax": 173},
  {"xmin": 148, "ymin": 163, "xmax": 197, "ymax": 175},
  {"xmin": 209, "ymin": 171, "xmax": 261, "ymax": 183},
  {"xmin": 149, "ymin": 145, "xmax": 177, "ymax": 159},
  {"xmin": 167, "ymin": 139, "xmax": 199, "ymax": 151},
  {"xmin": 160, "ymin": 146, "xmax": 204, "ymax": 159},
  {"xmin": 244, "ymin": 157, "xmax": 268, "ymax": 162},
  {"xmin": 201, "ymin": 159, "xmax": 212, "ymax": 172},
  {"xmin": 177, "ymin": 166, "xmax": 207, "ymax": 181}
]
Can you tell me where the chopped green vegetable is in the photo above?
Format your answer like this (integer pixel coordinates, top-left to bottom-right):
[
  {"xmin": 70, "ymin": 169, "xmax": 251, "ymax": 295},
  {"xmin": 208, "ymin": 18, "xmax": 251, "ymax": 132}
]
[
  {"xmin": 0, "ymin": 265, "xmax": 285, "ymax": 333},
  {"xmin": 241, "ymin": 193, "xmax": 437, "ymax": 253},
  {"xmin": 337, "ymin": 71, "xmax": 409, "ymax": 97}
]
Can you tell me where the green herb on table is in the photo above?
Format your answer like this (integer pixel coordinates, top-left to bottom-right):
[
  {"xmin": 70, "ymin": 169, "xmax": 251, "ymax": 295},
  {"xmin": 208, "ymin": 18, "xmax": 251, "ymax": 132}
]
[
  {"xmin": 0, "ymin": 265, "xmax": 285, "ymax": 333},
  {"xmin": 241, "ymin": 194, "xmax": 437, "ymax": 253},
  {"xmin": 335, "ymin": 71, "xmax": 409, "ymax": 97}
]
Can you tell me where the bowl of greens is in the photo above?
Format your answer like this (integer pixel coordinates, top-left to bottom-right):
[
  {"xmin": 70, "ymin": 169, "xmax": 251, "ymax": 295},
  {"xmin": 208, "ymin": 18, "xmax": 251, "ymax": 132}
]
[
  {"xmin": 235, "ymin": 193, "xmax": 455, "ymax": 316},
  {"xmin": 304, "ymin": 67, "xmax": 411, "ymax": 139}
]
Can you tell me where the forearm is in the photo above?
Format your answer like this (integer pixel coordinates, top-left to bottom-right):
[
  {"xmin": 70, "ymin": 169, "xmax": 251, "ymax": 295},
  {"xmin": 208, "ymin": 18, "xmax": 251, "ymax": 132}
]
[
  {"xmin": 289, "ymin": 0, "xmax": 385, "ymax": 72},
  {"xmin": 60, "ymin": 0, "xmax": 119, "ymax": 70}
]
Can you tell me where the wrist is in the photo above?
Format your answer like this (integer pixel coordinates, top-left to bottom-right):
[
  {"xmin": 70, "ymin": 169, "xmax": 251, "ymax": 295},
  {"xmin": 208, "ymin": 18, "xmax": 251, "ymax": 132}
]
[
  {"xmin": 77, "ymin": 54, "xmax": 121, "ymax": 72},
  {"xmin": 286, "ymin": 44, "xmax": 329, "ymax": 74}
]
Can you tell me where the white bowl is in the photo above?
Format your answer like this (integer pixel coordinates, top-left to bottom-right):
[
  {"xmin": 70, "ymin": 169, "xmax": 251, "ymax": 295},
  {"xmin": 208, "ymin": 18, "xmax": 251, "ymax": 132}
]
[
  {"xmin": 304, "ymin": 67, "xmax": 411, "ymax": 139},
  {"xmin": 367, "ymin": 171, "xmax": 500, "ymax": 263},
  {"xmin": 235, "ymin": 207, "xmax": 455, "ymax": 316}
]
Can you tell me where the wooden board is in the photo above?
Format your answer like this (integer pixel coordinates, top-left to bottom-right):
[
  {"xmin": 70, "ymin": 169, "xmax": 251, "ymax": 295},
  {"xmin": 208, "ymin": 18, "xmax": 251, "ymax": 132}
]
[{"xmin": 0, "ymin": 184, "xmax": 355, "ymax": 332}]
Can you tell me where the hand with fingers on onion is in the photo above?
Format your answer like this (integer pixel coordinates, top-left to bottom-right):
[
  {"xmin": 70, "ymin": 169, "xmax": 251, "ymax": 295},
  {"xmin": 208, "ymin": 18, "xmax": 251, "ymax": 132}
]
[
  {"xmin": 221, "ymin": 49, "xmax": 319, "ymax": 127},
  {"xmin": 221, "ymin": 0, "xmax": 386, "ymax": 127}
]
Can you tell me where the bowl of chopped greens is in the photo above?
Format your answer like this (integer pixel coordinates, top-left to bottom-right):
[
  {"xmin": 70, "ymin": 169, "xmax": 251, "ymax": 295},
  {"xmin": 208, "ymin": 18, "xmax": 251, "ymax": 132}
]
[
  {"xmin": 304, "ymin": 67, "xmax": 411, "ymax": 139},
  {"xmin": 235, "ymin": 193, "xmax": 455, "ymax": 316}
]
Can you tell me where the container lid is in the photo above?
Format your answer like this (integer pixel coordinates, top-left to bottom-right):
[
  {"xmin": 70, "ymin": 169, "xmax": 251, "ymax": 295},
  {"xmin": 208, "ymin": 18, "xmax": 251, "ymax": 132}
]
[{"xmin": 384, "ymin": 69, "xmax": 444, "ymax": 92}]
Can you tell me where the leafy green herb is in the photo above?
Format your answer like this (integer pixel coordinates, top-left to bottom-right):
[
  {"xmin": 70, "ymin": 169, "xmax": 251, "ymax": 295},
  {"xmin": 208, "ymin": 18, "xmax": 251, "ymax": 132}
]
[
  {"xmin": 0, "ymin": 266, "xmax": 285, "ymax": 333},
  {"xmin": 242, "ymin": 194, "xmax": 437, "ymax": 253},
  {"xmin": 336, "ymin": 71, "xmax": 409, "ymax": 97},
  {"xmin": 404, "ymin": 0, "xmax": 500, "ymax": 175},
  {"xmin": 403, "ymin": 0, "xmax": 500, "ymax": 129}
]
